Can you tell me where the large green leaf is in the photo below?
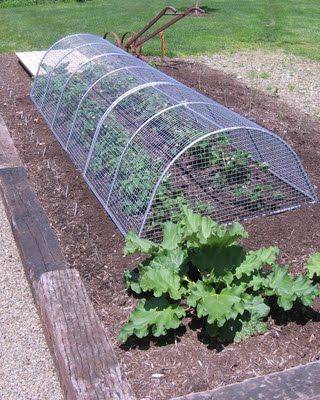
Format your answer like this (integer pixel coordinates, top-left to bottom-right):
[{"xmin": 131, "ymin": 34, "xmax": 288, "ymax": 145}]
[
  {"xmin": 205, "ymin": 222, "xmax": 248, "ymax": 247},
  {"xmin": 139, "ymin": 264, "xmax": 186, "ymax": 300},
  {"xmin": 196, "ymin": 216, "xmax": 218, "ymax": 244},
  {"xmin": 187, "ymin": 282, "xmax": 245, "ymax": 326},
  {"xmin": 265, "ymin": 265, "xmax": 295, "ymax": 310},
  {"xmin": 265, "ymin": 266, "xmax": 296, "ymax": 311},
  {"xmin": 150, "ymin": 248, "xmax": 188, "ymax": 274},
  {"xmin": 305, "ymin": 253, "xmax": 320, "ymax": 278},
  {"xmin": 247, "ymin": 273, "xmax": 268, "ymax": 291},
  {"xmin": 179, "ymin": 207, "xmax": 247, "ymax": 249},
  {"xmin": 291, "ymin": 275, "xmax": 320, "ymax": 306},
  {"xmin": 124, "ymin": 231, "xmax": 158, "ymax": 256},
  {"xmin": 118, "ymin": 297, "xmax": 186, "ymax": 341},
  {"xmin": 161, "ymin": 221, "xmax": 182, "ymax": 250},
  {"xmin": 180, "ymin": 207, "xmax": 218, "ymax": 246},
  {"xmin": 242, "ymin": 294, "xmax": 270, "ymax": 319},
  {"xmin": 181, "ymin": 206, "xmax": 202, "ymax": 234},
  {"xmin": 190, "ymin": 222, "xmax": 247, "ymax": 248},
  {"xmin": 191, "ymin": 245, "xmax": 245, "ymax": 278},
  {"xmin": 224, "ymin": 222, "xmax": 249, "ymax": 242},
  {"xmin": 264, "ymin": 265, "xmax": 318, "ymax": 310},
  {"xmin": 206, "ymin": 295, "xmax": 269, "ymax": 342},
  {"xmin": 235, "ymin": 247, "xmax": 279, "ymax": 279}
]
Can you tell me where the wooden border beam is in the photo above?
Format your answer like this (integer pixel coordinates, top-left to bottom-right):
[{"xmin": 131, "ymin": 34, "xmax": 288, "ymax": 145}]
[{"xmin": 0, "ymin": 115, "xmax": 136, "ymax": 400}]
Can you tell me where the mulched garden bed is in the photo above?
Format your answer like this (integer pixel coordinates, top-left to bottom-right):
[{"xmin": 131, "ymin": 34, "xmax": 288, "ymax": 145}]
[{"xmin": 0, "ymin": 53, "xmax": 319, "ymax": 400}]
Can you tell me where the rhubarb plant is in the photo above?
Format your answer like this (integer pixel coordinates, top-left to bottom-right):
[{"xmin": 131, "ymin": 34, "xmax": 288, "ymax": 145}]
[{"xmin": 119, "ymin": 207, "xmax": 320, "ymax": 343}]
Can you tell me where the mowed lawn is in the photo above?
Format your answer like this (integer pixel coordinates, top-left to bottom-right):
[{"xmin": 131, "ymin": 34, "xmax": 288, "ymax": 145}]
[{"xmin": 0, "ymin": 0, "xmax": 319, "ymax": 60}]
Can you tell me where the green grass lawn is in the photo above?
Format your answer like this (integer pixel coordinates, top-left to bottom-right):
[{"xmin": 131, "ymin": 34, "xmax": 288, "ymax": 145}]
[{"xmin": 0, "ymin": 0, "xmax": 319, "ymax": 60}]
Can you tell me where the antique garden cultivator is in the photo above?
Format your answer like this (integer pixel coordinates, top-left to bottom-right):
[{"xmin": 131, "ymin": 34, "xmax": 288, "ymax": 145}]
[{"xmin": 104, "ymin": 6, "xmax": 205, "ymax": 56}]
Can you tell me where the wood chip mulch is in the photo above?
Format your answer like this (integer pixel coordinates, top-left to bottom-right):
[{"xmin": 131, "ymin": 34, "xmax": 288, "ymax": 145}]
[{"xmin": 0, "ymin": 54, "xmax": 319, "ymax": 400}]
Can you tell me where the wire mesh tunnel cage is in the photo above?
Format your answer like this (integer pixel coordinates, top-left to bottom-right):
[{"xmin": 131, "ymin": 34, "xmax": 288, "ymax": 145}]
[{"xmin": 31, "ymin": 33, "xmax": 318, "ymax": 241}]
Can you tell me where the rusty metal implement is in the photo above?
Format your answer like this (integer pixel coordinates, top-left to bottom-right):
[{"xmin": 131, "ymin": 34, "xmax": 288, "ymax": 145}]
[{"xmin": 104, "ymin": 6, "xmax": 205, "ymax": 56}]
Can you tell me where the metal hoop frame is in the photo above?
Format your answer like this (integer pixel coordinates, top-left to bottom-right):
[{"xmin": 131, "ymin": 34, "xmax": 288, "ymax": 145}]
[
  {"xmin": 39, "ymin": 40, "xmax": 109, "ymax": 110},
  {"xmin": 139, "ymin": 126, "xmax": 317, "ymax": 235},
  {"xmin": 106, "ymin": 101, "xmax": 218, "ymax": 206},
  {"xmin": 30, "ymin": 33, "xmax": 318, "ymax": 239},
  {"xmin": 65, "ymin": 65, "xmax": 153, "ymax": 150},
  {"xmin": 50, "ymin": 51, "xmax": 130, "ymax": 128},
  {"xmin": 83, "ymin": 81, "xmax": 182, "ymax": 175},
  {"xmin": 30, "ymin": 33, "xmax": 98, "ymax": 97}
]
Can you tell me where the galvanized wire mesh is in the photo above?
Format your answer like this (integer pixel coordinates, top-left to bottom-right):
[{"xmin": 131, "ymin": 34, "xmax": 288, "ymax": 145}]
[{"xmin": 31, "ymin": 33, "xmax": 318, "ymax": 240}]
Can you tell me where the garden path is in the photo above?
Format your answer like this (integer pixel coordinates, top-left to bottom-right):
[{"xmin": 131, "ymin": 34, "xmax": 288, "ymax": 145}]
[
  {"xmin": 0, "ymin": 196, "xmax": 63, "ymax": 399},
  {"xmin": 195, "ymin": 50, "xmax": 320, "ymax": 119}
]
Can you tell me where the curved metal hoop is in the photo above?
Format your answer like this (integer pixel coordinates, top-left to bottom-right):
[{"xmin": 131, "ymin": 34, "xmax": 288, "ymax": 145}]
[
  {"xmin": 30, "ymin": 33, "xmax": 99, "ymax": 97},
  {"xmin": 150, "ymin": 85, "xmax": 246, "ymax": 132},
  {"xmin": 106, "ymin": 101, "xmax": 217, "ymax": 206},
  {"xmin": 83, "ymin": 81, "xmax": 182, "ymax": 175},
  {"xmin": 50, "ymin": 51, "xmax": 132, "ymax": 128},
  {"xmin": 31, "ymin": 34, "xmax": 317, "ymax": 240},
  {"xmin": 139, "ymin": 126, "xmax": 317, "ymax": 236},
  {"xmin": 65, "ymin": 65, "xmax": 151, "ymax": 150},
  {"xmin": 39, "ymin": 41, "xmax": 109, "ymax": 110}
]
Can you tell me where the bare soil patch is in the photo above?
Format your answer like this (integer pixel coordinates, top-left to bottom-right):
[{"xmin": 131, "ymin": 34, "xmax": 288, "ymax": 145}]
[{"xmin": 0, "ymin": 54, "xmax": 320, "ymax": 400}]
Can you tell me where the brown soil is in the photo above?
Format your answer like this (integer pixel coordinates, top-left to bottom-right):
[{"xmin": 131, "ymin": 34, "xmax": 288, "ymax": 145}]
[{"xmin": 0, "ymin": 54, "xmax": 319, "ymax": 400}]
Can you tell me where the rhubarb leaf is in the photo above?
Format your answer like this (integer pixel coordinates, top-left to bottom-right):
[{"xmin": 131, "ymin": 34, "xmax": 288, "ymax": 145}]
[
  {"xmin": 305, "ymin": 253, "xmax": 320, "ymax": 278},
  {"xmin": 235, "ymin": 246, "xmax": 279, "ymax": 279},
  {"xmin": 124, "ymin": 231, "xmax": 158, "ymax": 256},
  {"xmin": 139, "ymin": 264, "xmax": 186, "ymax": 300},
  {"xmin": 187, "ymin": 281, "xmax": 245, "ymax": 326},
  {"xmin": 118, "ymin": 297, "xmax": 185, "ymax": 341}
]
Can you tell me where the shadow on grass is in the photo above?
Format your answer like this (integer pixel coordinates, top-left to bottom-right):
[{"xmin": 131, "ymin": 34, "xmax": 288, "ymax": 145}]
[
  {"xmin": 199, "ymin": 6, "xmax": 219, "ymax": 14},
  {"xmin": 175, "ymin": 5, "xmax": 218, "ymax": 14}
]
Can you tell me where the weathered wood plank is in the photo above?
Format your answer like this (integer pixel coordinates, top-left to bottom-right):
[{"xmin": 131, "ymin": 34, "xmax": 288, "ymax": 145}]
[
  {"xmin": 16, "ymin": 50, "xmax": 46, "ymax": 77},
  {"xmin": 170, "ymin": 360, "xmax": 320, "ymax": 400},
  {"xmin": 36, "ymin": 268, "xmax": 136, "ymax": 400},
  {"xmin": 0, "ymin": 115, "xmax": 22, "ymax": 169},
  {"xmin": 0, "ymin": 117, "xmax": 136, "ymax": 399},
  {"xmin": 0, "ymin": 166, "xmax": 66, "ymax": 286}
]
